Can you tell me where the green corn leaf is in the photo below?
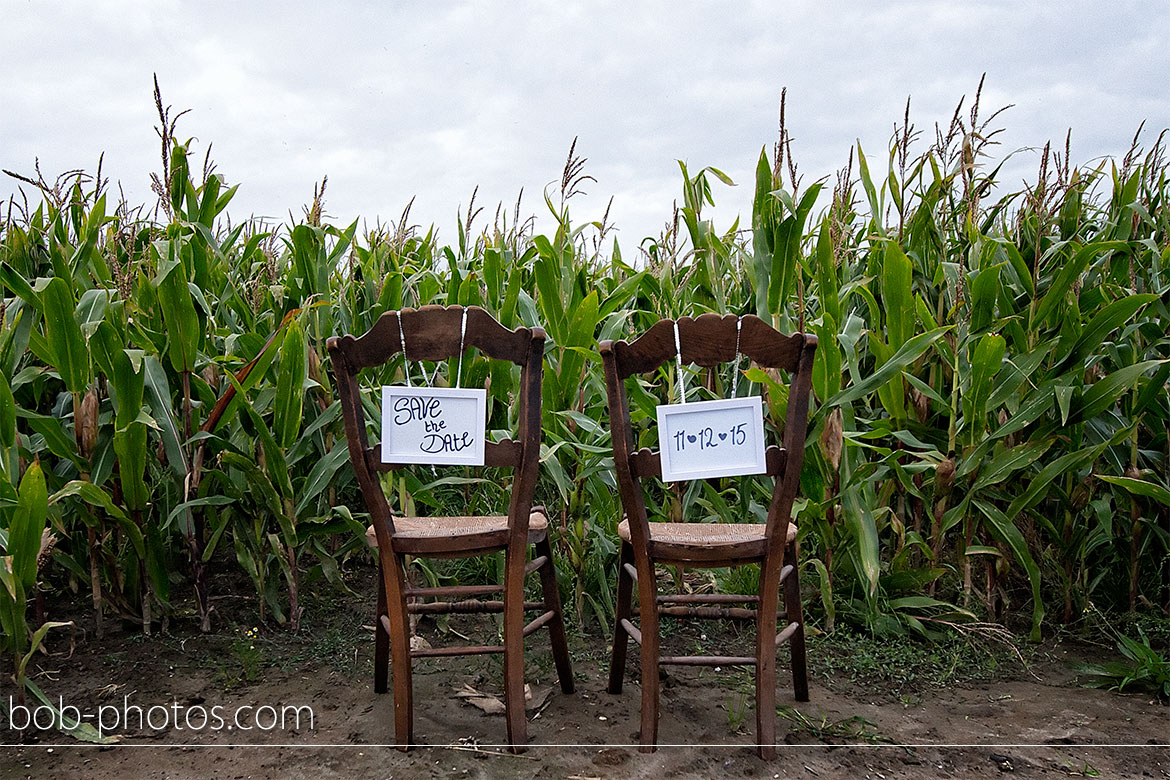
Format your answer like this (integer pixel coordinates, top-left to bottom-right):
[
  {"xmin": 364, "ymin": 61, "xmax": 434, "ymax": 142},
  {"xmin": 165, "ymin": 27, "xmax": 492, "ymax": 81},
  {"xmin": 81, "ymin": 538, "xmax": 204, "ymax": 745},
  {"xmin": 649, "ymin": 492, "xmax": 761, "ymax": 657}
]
[
  {"xmin": 0, "ymin": 371, "xmax": 15, "ymax": 448},
  {"xmin": 990, "ymin": 379, "xmax": 1059, "ymax": 439},
  {"xmin": 856, "ymin": 145, "xmax": 884, "ymax": 238},
  {"xmin": 154, "ymin": 244, "xmax": 200, "ymax": 373},
  {"xmin": 273, "ymin": 320, "xmax": 307, "ymax": 451},
  {"xmin": 11, "ymin": 460, "xmax": 48, "ymax": 589},
  {"xmin": 964, "ymin": 332, "xmax": 1006, "ymax": 430},
  {"xmin": 882, "ymin": 241, "xmax": 914, "ymax": 350},
  {"xmin": 239, "ymin": 399, "xmax": 293, "ymax": 500},
  {"xmin": 971, "ymin": 439, "xmax": 1052, "ymax": 493},
  {"xmin": 220, "ymin": 452, "xmax": 284, "ymax": 519},
  {"xmin": 75, "ymin": 288, "xmax": 113, "ymax": 337},
  {"xmin": 48, "ymin": 479, "xmax": 129, "ymax": 523},
  {"xmin": 1057, "ymin": 293, "xmax": 1157, "ymax": 369},
  {"xmin": 768, "ymin": 183, "xmax": 822, "ymax": 318},
  {"xmin": 143, "ymin": 355, "xmax": 188, "ymax": 476},
  {"xmin": 111, "ymin": 349, "xmax": 146, "ymax": 430},
  {"xmin": 974, "ymin": 500, "xmax": 1044, "ymax": 641},
  {"xmin": 809, "ymin": 557, "xmax": 835, "ymax": 628},
  {"xmin": 113, "ymin": 425, "xmax": 150, "ymax": 512},
  {"xmin": 295, "ymin": 441, "xmax": 351, "ymax": 516},
  {"xmin": 16, "ymin": 408, "xmax": 82, "ymax": 467},
  {"xmin": 842, "ymin": 486, "xmax": 879, "ymax": 599},
  {"xmin": 0, "ymin": 263, "xmax": 40, "ymax": 310},
  {"xmin": 166, "ymin": 495, "xmax": 238, "ymax": 529},
  {"xmin": 1004, "ymin": 444, "xmax": 1106, "ymax": 521},
  {"xmin": 987, "ymin": 341, "xmax": 1055, "ymax": 409},
  {"xmin": 23, "ymin": 677, "xmax": 120, "ymax": 743},
  {"xmin": 1033, "ymin": 240, "xmax": 1128, "ymax": 325},
  {"xmin": 1054, "ymin": 382, "xmax": 1075, "ymax": 426},
  {"xmin": 813, "ymin": 219, "xmax": 840, "ymax": 328},
  {"xmin": 1097, "ymin": 475, "xmax": 1170, "ymax": 506},
  {"xmin": 144, "ymin": 521, "xmax": 170, "ymax": 603},
  {"xmin": 49, "ymin": 479, "xmax": 145, "ymax": 559},
  {"xmin": 903, "ymin": 371, "xmax": 946, "ymax": 407},
  {"xmin": 1132, "ymin": 363, "xmax": 1170, "ymax": 417},
  {"xmin": 811, "ymin": 312, "xmax": 841, "ymax": 402},
  {"xmin": 826, "ymin": 326, "xmax": 951, "ymax": 408},
  {"xmin": 42, "ymin": 277, "xmax": 90, "ymax": 393},
  {"xmin": 1074, "ymin": 359, "xmax": 1169, "ymax": 422}
]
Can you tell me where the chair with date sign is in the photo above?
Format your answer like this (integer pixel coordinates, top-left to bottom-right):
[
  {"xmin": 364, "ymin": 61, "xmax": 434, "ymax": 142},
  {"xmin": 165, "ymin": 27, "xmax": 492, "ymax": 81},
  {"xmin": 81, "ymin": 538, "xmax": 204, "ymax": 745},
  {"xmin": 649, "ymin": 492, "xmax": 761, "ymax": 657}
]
[
  {"xmin": 327, "ymin": 305, "xmax": 573, "ymax": 752},
  {"xmin": 600, "ymin": 313, "xmax": 815, "ymax": 758}
]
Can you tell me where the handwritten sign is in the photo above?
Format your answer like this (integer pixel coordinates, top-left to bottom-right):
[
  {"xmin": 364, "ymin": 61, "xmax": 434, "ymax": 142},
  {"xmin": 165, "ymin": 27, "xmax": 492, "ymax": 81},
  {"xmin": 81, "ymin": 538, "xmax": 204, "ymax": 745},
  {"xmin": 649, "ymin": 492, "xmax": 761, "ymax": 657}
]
[
  {"xmin": 656, "ymin": 396, "xmax": 767, "ymax": 482},
  {"xmin": 381, "ymin": 387, "xmax": 487, "ymax": 466}
]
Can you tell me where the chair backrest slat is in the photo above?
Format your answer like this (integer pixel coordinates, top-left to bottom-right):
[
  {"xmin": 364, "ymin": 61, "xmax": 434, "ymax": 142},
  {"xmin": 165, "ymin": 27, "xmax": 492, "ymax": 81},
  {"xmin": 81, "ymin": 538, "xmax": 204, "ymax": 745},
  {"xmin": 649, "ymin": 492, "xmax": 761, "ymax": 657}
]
[
  {"xmin": 364, "ymin": 439, "xmax": 523, "ymax": 472},
  {"xmin": 611, "ymin": 314, "xmax": 803, "ymax": 379},
  {"xmin": 332, "ymin": 305, "xmax": 535, "ymax": 370}
]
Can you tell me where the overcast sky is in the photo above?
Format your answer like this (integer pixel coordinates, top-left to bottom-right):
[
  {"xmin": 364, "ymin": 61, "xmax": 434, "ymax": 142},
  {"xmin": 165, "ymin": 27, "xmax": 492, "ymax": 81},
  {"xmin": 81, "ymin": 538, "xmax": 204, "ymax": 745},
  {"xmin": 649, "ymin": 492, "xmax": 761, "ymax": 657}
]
[{"xmin": 4, "ymin": 1, "xmax": 1169, "ymax": 250}]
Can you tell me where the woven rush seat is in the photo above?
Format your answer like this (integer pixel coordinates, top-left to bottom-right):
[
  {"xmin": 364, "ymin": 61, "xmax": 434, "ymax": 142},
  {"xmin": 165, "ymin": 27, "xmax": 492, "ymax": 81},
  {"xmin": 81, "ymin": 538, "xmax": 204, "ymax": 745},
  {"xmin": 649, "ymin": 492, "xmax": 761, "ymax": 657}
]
[
  {"xmin": 367, "ymin": 509, "xmax": 550, "ymax": 549},
  {"xmin": 617, "ymin": 518, "xmax": 796, "ymax": 547}
]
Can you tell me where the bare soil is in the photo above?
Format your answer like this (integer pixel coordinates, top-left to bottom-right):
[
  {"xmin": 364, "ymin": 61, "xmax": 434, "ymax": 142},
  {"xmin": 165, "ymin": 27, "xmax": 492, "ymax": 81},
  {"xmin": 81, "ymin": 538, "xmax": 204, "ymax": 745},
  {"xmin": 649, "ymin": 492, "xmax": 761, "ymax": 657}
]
[{"xmin": 2, "ymin": 566, "xmax": 1168, "ymax": 779}]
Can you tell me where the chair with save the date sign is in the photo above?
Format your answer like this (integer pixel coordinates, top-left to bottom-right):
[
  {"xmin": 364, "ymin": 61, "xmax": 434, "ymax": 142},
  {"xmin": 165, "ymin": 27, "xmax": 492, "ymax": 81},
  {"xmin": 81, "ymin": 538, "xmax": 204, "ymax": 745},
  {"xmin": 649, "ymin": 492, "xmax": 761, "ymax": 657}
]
[
  {"xmin": 327, "ymin": 305, "xmax": 573, "ymax": 752},
  {"xmin": 600, "ymin": 313, "xmax": 815, "ymax": 758}
]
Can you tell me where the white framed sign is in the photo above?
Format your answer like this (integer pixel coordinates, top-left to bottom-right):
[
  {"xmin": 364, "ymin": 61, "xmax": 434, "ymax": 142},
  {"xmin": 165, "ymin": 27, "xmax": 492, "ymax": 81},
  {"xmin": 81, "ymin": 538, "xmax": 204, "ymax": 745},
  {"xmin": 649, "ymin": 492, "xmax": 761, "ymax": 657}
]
[
  {"xmin": 381, "ymin": 386, "xmax": 487, "ymax": 466},
  {"xmin": 656, "ymin": 396, "xmax": 768, "ymax": 482}
]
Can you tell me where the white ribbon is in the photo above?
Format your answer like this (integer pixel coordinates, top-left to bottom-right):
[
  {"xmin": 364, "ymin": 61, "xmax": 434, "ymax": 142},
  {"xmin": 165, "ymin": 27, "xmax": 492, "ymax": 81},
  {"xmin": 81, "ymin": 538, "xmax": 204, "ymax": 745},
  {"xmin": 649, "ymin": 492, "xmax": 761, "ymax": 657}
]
[
  {"xmin": 455, "ymin": 306, "xmax": 467, "ymax": 389},
  {"xmin": 731, "ymin": 316, "xmax": 743, "ymax": 396}
]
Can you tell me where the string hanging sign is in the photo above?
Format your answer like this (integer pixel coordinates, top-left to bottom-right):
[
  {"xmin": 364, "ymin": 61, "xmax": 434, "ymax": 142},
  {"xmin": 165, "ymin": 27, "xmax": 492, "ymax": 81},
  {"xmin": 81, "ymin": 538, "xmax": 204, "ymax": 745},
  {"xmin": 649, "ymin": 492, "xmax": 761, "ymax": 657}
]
[
  {"xmin": 381, "ymin": 308, "xmax": 487, "ymax": 466},
  {"xmin": 656, "ymin": 318, "xmax": 767, "ymax": 482}
]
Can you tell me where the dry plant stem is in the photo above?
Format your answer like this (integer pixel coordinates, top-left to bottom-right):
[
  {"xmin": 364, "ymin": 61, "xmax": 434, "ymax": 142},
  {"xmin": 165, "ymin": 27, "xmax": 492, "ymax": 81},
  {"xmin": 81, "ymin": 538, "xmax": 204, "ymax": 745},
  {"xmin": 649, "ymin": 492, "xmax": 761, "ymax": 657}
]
[
  {"xmin": 1129, "ymin": 498, "xmax": 1142, "ymax": 611},
  {"xmin": 442, "ymin": 744, "xmax": 539, "ymax": 760},
  {"xmin": 286, "ymin": 538, "xmax": 300, "ymax": 632},
  {"xmin": 910, "ymin": 473, "xmax": 925, "ymax": 568},
  {"xmin": 88, "ymin": 524, "xmax": 103, "ymax": 639},
  {"xmin": 33, "ymin": 588, "xmax": 45, "ymax": 629},
  {"xmin": 928, "ymin": 497, "xmax": 948, "ymax": 597},
  {"xmin": 137, "ymin": 509, "xmax": 152, "ymax": 637},
  {"xmin": 73, "ymin": 390, "xmax": 105, "ymax": 639},
  {"xmin": 1063, "ymin": 514, "xmax": 1076, "ymax": 623},
  {"xmin": 181, "ymin": 368, "xmax": 212, "ymax": 633},
  {"xmin": 962, "ymin": 517, "xmax": 976, "ymax": 605}
]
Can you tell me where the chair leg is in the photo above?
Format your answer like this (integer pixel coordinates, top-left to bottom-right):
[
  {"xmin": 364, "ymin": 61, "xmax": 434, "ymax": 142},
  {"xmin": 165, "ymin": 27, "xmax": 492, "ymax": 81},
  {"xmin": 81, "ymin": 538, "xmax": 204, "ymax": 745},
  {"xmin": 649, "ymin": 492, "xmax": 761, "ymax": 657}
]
[
  {"xmin": 636, "ymin": 563, "xmax": 660, "ymax": 753},
  {"xmin": 607, "ymin": 541, "xmax": 634, "ymax": 695},
  {"xmin": 534, "ymin": 536, "xmax": 574, "ymax": 694},
  {"xmin": 756, "ymin": 557, "xmax": 784, "ymax": 761},
  {"xmin": 383, "ymin": 554, "xmax": 414, "ymax": 751},
  {"xmin": 502, "ymin": 543, "xmax": 528, "ymax": 752},
  {"xmin": 784, "ymin": 539, "xmax": 809, "ymax": 702},
  {"xmin": 374, "ymin": 560, "xmax": 389, "ymax": 694}
]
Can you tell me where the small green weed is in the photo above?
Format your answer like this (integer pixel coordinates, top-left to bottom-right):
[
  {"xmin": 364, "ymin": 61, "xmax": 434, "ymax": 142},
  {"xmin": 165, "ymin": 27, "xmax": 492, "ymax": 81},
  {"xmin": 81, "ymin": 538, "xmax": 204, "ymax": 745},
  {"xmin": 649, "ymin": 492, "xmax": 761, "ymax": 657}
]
[
  {"xmin": 723, "ymin": 693, "xmax": 750, "ymax": 734},
  {"xmin": 1078, "ymin": 607, "xmax": 1170, "ymax": 700},
  {"xmin": 813, "ymin": 628, "xmax": 1020, "ymax": 696},
  {"xmin": 1059, "ymin": 759, "xmax": 1101, "ymax": 777},
  {"xmin": 216, "ymin": 626, "xmax": 266, "ymax": 689},
  {"xmin": 776, "ymin": 705, "xmax": 891, "ymax": 744}
]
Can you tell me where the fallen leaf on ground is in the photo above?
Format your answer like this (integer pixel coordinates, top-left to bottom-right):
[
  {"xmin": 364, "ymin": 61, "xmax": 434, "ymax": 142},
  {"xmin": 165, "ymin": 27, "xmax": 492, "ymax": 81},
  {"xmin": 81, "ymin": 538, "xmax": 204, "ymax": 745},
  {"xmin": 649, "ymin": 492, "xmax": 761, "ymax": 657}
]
[{"xmin": 453, "ymin": 683, "xmax": 552, "ymax": 715}]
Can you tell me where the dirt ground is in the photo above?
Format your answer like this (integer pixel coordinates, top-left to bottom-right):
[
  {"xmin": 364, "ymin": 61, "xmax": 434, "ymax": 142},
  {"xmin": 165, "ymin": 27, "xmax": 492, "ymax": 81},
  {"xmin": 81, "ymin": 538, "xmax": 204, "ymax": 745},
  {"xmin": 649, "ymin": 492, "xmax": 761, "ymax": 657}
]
[{"xmin": 2, "ymin": 568, "xmax": 1168, "ymax": 779}]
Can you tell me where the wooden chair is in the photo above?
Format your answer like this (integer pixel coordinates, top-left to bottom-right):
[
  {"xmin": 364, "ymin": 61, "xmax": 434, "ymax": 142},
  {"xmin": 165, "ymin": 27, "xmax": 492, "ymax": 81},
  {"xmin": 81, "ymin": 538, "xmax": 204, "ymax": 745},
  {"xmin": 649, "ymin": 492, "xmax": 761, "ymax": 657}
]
[
  {"xmin": 327, "ymin": 305, "xmax": 573, "ymax": 752},
  {"xmin": 600, "ymin": 313, "xmax": 815, "ymax": 759}
]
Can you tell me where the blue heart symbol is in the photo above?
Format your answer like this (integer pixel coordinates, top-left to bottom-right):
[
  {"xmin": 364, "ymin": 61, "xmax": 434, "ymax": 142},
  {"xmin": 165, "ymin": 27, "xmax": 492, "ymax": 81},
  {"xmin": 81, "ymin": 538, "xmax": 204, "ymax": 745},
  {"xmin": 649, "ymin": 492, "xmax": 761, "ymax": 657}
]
[
  {"xmin": 687, "ymin": 434, "xmax": 697, "ymax": 443},
  {"xmin": 718, "ymin": 432, "xmax": 727, "ymax": 441}
]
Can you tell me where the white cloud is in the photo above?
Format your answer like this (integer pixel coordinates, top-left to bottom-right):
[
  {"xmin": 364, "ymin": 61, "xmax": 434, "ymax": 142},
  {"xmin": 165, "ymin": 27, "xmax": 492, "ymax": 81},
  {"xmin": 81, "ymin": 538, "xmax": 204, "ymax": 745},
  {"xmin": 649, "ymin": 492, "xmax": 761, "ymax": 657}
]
[{"xmin": 3, "ymin": 1, "xmax": 1168, "ymax": 247}]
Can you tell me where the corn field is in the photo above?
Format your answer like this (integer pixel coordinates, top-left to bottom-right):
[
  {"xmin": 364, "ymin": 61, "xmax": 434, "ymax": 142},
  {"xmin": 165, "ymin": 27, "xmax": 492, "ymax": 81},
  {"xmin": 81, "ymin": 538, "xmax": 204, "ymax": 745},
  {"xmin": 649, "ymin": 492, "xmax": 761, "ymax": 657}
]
[{"xmin": 2, "ymin": 89, "xmax": 1169, "ymax": 705}]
